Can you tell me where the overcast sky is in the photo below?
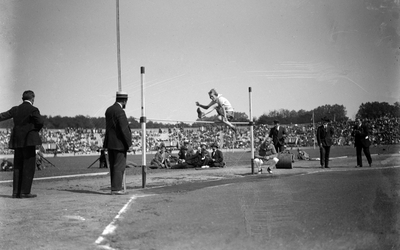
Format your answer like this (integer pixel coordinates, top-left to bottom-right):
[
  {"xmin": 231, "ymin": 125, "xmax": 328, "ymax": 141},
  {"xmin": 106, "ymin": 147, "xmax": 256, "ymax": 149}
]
[{"xmin": 1, "ymin": 0, "xmax": 399, "ymax": 123}]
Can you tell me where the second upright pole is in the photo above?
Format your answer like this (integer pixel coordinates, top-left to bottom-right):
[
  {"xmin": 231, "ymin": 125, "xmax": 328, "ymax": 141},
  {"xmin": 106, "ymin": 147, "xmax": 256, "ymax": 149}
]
[{"xmin": 140, "ymin": 67, "xmax": 147, "ymax": 188}]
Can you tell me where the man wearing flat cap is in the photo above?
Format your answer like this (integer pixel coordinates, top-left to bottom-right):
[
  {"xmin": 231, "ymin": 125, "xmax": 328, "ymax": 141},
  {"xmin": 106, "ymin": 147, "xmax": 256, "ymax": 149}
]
[
  {"xmin": 316, "ymin": 117, "xmax": 334, "ymax": 169},
  {"xmin": 103, "ymin": 91, "xmax": 132, "ymax": 195},
  {"xmin": 268, "ymin": 120, "xmax": 287, "ymax": 153}
]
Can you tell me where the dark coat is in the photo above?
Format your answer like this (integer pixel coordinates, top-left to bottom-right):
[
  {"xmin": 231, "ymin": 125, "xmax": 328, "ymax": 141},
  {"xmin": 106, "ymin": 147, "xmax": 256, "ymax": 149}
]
[
  {"xmin": 316, "ymin": 124, "xmax": 334, "ymax": 147},
  {"xmin": 103, "ymin": 103, "xmax": 132, "ymax": 151},
  {"xmin": 352, "ymin": 122, "xmax": 371, "ymax": 147},
  {"xmin": 0, "ymin": 102, "xmax": 44, "ymax": 149},
  {"xmin": 211, "ymin": 149, "xmax": 224, "ymax": 163},
  {"xmin": 269, "ymin": 126, "xmax": 287, "ymax": 147}
]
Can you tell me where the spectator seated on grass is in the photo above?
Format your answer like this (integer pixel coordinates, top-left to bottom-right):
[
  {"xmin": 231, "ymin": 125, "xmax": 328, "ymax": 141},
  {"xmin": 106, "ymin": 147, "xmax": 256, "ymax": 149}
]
[
  {"xmin": 149, "ymin": 144, "xmax": 171, "ymax": 169},
  {"xmin": 297, "ymin": 148, "xmax": 310, "ymax": 160},
  {"xmin": 1, "ymin": 158, "xmax": 13, "ymax": 171},
  {"xmin": 209, "ymin": 142, "xmax": 225, "ymax": 168}
]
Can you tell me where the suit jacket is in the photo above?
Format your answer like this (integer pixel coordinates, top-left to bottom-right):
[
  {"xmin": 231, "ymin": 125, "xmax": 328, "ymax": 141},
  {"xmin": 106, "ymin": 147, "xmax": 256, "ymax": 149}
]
[
  {"xmin": 0, "ymin": 101, "xmax": 44, "ymax": 149},
  {"xmin": 268, "ymin": 126, "xmax": 287, "ymax": 146},
  {"xmin": 103, "ymin": 103, "xmax": 132, "ymax": 151},
  {"xmin": 211, "ymin": 149, "xmax": 224, "ymax": 163},
  {"xmin": 316, "ymin": 124, "xmax": 334, "ymax": 147},
  {"xmin": 352, "ymin": 123, "xmax": 371, "ymax": 147}
]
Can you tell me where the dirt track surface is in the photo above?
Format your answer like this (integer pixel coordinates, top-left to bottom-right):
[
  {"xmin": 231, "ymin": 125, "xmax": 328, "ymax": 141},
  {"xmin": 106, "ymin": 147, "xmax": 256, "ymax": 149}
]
[{"xmin": 1, "ymin": 150, "xmax": 399, "ymax": 250}]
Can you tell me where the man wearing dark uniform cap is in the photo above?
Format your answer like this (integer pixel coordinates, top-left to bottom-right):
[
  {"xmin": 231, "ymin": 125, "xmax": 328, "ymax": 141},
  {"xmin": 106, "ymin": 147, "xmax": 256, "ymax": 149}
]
[{"xmin": 103, "ymin": 91, "xmax": 132, "ymax": 195}]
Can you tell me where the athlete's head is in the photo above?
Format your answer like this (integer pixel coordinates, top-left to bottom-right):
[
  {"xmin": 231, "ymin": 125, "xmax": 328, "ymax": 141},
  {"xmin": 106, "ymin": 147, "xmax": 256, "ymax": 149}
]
[{"xmin": 208, "ymin": 89, "xmax": 218, "ymax": 101}]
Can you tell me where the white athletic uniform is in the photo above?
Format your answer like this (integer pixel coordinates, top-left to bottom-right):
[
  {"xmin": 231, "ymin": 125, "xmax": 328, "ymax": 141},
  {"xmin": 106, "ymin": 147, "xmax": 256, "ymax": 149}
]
[{"xmin": 208, "ymin": 94, "xmax": 234, "ymax": 113}]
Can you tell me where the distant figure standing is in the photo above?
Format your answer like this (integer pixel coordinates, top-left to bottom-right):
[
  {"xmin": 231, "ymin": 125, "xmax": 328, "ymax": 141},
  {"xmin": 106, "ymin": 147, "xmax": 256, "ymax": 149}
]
[
  {"xmin": 268, "ymin": 120, "xmax": 287, "ymax": 153},
  {"xmin": 0, "ymin": 90, "xmax": 44, "ymax": 198},
  {"xmin": 352, "ymin": 118, "xmax": 372, "ymax": 168},
  {"xmin": 103, "ymin": 92, "xmax": 132, "ymax": 195},
  {"xmin": 196, "ymin": 89, "xmax": 236, "ymax": 133},
  {"xmin": 316, "ymin": 117, "xmax": 334, "ymax": 169}
]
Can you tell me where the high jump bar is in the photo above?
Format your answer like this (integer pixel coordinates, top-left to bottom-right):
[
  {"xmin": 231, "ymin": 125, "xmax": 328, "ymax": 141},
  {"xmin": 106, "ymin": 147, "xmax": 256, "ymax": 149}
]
[{"xmin": 140, "ymin": 117, "xmax": 251, "ymax": 125}]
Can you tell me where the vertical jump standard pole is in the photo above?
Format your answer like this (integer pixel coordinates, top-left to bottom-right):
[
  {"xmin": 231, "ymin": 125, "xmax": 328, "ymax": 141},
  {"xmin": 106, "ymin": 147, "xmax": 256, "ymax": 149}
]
[
  {"xmin": 140, "ymin": 67, "xmax": 147, "ymax": 188},
  {"xmin": 249, "ymin": 87, "xmax": 255, "ymax": 174},
  {"xmin": 116, "ymin": 0, "xmax": 126, "ymax": 191},
  {"xmin": 116, "ymin": 0, "xmax": 122, "ymax": 92}
]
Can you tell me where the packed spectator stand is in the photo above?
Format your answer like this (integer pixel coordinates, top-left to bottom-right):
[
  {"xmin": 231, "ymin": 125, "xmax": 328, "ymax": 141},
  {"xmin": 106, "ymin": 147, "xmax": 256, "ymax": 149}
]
[{"xmin": 0, "ymin": 117, "xmax": 399, "ymax": 155}]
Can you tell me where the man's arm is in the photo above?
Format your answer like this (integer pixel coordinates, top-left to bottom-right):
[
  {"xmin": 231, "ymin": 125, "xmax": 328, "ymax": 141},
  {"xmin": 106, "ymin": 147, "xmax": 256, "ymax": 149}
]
[
  {"xmin": 0, "ymin": 107, "xmax": 15, "ymax": 122},
  {"xmin": 196, "ymin": 100, "xmax": 215, "ymax": 110}
]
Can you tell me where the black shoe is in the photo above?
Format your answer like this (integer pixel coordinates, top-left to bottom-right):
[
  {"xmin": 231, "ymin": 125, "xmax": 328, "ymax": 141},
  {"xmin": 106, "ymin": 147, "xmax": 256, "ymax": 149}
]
[
  {"xmin": 20, "ymin": 194, "xmax": 37, "ymax": 198},
  {"xmin": 325, "ymin": 166, "xmax": 330, "ymax": 168},
  {"xmin": 12, "ymin": 194, "xmax": 20, "ymax": 198}
]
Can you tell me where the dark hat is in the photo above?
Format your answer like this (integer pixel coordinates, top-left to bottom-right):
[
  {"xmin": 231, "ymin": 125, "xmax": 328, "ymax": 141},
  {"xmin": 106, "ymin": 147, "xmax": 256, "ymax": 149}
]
[
  {"xmin": 116, "ymin": 91, "xmax": 128, "ymax": 99},
  {"xmin": 273, "ymin": 120, "xmax": 279, "ymax": 124},
  {"xmin": 211, "ymin": 142, "xmax": 218, "ymax": 148},
  {"xmin": 180, "ymin": 145, "xmax": 188, "ymax": 151},
  {"xmin": 321, "ymin": 117, "xmax": 330, "ymax": 122}
]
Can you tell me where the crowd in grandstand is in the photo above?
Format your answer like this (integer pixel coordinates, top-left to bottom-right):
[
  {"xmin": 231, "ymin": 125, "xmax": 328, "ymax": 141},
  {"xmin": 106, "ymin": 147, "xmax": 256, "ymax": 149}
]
[{"xmin": 0, "ymin": 117, "xmax": 398, "ymax": 155}]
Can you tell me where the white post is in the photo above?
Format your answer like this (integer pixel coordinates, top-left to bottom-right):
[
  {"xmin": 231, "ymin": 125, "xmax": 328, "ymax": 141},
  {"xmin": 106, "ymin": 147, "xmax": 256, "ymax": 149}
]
[
  {"xmin": 116, "ymin": 0, "xmax": 126, "ymax": 191},
  {"xmin": 249, "ymin": 87, "xmax": 255, "ymax": 174},
  {"xmin": 116, "ymin": 0, "xmax": 121, "ymax": 92},
  {"xmin": 140, "ymin": 67, "xmax": 147, "ymax": 188}
]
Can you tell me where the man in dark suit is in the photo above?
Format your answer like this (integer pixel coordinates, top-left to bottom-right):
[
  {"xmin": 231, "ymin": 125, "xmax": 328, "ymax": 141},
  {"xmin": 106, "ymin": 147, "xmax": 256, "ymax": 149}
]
[
  {"xmin": 316, "ymin": 117, "xmax": 334, "ymax": 168},
  {"xmin": 103, "ymin": 92, "xmax": 132, "ymax": 195},
  {"xmin": 351, "ymin": 118, "xmax": 372, "ymax": 168},
  {"xmin": 268, "ymin": 120, "xmax": 287, "ymax": 152},
  {"xmin": 210, "ymin": 143, "xmax": 225, "ymax": 168},
  {"xmin": 0, "ymin": 90, "xmax": 44, "ymax": 198}
]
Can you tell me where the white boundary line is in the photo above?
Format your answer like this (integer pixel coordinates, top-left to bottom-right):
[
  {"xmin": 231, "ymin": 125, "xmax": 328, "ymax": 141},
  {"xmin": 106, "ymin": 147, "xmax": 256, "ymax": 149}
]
[
  {"xmin": 0, "ymin": 172, "xmax": 109, "ymax": 184},
  {"xmin": 94, "ymin": 194, "xmax": 155, "ymax": 249},
  {"xmin": 296, "ymin": 165, "xmax": 400, "ymax": 176}
]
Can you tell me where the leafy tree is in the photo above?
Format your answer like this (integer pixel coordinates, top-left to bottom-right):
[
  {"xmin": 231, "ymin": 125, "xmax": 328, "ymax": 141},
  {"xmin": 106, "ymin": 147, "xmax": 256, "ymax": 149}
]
[{"xmin": 356, "ymin": 102, "xmax": 399, "ymax": 119}]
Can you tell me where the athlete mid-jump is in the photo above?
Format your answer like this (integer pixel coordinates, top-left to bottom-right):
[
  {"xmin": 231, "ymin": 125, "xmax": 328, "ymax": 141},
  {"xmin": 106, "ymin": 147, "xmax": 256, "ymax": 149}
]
[{"xmin": 196, "ymin": 88, "xmax": 236, "ymax": 133}]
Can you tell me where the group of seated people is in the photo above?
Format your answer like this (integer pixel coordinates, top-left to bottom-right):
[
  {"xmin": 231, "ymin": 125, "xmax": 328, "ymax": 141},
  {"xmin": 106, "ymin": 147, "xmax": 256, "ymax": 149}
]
[{"xmin": 149, "ymin": 141, "xmax": 225, "ymax": 169}]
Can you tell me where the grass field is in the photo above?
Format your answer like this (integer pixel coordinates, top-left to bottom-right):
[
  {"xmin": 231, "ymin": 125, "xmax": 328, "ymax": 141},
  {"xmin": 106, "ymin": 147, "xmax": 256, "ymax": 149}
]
[{"xmin": 0, "ymin": 145, "xmax": 399, "ymax": 182}]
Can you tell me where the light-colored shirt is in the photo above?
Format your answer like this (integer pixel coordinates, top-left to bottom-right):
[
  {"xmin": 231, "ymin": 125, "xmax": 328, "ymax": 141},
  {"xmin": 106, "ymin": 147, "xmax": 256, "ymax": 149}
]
[{"xmin": 208, "ymin": 94, "xmax": 233, "ymax": 111}]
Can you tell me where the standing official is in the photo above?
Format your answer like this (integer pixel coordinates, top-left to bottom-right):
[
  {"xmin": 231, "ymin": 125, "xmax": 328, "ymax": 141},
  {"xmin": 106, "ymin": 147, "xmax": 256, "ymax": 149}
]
[
  {"xmin": 268, "ymin": 120, "xmax": 287, "ymax": 152},
  {"xmin": 103, "ymin": 92, "xmax": 132, "ymax": 195},
  {"xmin": 0, "ymin": 90, "xmax": 44, "ymax": 198},
  {"xmin": 316, "ymin": 117, "xmax": 334, "ymax": 169},
  {"xmin": 352, "ymin": 118, "xmax": 372, "ymax": 168}
]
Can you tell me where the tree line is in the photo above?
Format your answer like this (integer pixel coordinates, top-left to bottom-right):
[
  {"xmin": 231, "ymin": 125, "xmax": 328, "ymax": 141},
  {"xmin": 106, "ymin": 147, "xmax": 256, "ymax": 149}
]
[{"xmin": 1, "ymin": 102, "xmax": 399, "ymax": 129}]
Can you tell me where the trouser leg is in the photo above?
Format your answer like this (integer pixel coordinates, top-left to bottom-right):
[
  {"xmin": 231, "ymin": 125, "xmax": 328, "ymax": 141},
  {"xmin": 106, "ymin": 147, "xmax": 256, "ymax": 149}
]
[
  {"xmin": 356, "ymin": 146, "xmax": 363, "ymax": 166},
  {"xmin": 324, "ymin": 146, "xmax": 331, "ymax": 167},
  {"xmin": 13, "ymin": 149, "xmax": 23, "ymax": 195},
  {"xmin": 363, "ymin": 146, "xmax": 372, "ymax": 165},
  {"xmin": 319, "ymin": 147, "xmax": 325, "ymax": 167},
  {"xmin": 21, "ymin": 146, "xmax": 36, "ymax": 194},
  {"xmin": 108, "ymin": 150, "xmax": 126, "ymax": 191},
  {"xmin": 13, "ymin": 147, "xmax": 36, "ymax": 195}
]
